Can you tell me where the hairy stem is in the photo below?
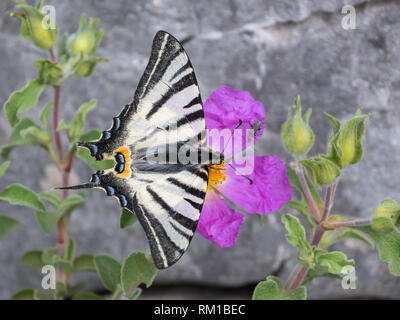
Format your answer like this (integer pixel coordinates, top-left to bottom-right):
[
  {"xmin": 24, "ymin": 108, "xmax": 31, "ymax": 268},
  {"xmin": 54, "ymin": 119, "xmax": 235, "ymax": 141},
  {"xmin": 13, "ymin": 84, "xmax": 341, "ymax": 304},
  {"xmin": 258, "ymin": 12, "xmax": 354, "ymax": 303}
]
[
  {"xmin": 50, "ymin": 48, "xmax": 70, "ymax": 284},
  {"xmin": 284, "ymin": 181, "xmax": 339, "ymax": 290},
  {"xmin": 327, "ymin": 218, "xmax": 371, "ymax": 229},
  {"xmin": 285, "ymin": 226, "xmax": 325, "ymax": 290},
  {"xmin": 292, "ymin": 162, "xmax": 321, "ymax": 222},
  {"xmin": 321, "ymin": 182, "xmax": 337, "ymax": 222}
]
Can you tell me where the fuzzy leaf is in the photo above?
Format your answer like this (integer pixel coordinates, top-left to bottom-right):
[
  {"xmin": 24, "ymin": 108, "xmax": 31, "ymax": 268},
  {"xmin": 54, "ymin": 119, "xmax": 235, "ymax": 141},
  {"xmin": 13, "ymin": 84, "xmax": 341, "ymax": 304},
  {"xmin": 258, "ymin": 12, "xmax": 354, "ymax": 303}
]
[
  {"xmin": 1, "ymin": 118, "xmax": 42, "ymax": 158},
  {"xmin": 4, "ymin": 80, "xmax": 45, "ymax": 126},
  {"xmin": 355, "ymin": 226, "xmax": 400, "ymax": 276},
  {"xmin": 12, "ymin": 288, "xmax": 35, "ymax": 300},
  {"xmin": 68, "ymin": 99, "xmax": 97, "ymax": 140},
  {"xmin": 34, "ymin": 210, "xmax": 61, "ymax": 234},
  {"xmin": 252, "ymin": 276, "xmax": 306, "ymax": 300},
  {"xmin": 94, "ymin": 255, "xmax": 121, "ymax": 291},
  {"xmin": 121, "ymin": 252, "xmax": 158, "ymax": 292},
  {"xmin": 282, "ymin": 214, "xmax": 314, "ymax": 268},
  {"xmin": 0, "ymin": 215, "xmax": 20, "ymax": 240},
  {"xmin": 0, "ymin": 161, "xmax": 10, "ymax": 179},
  {"xmin": 73, "ymin": 292, "xmax": 103, "ymax": 300},
  {"xmin": 72, "ymin": 254, "xmax": 96, "ymax": 273},
  {"xmin": 120, "ymin": 208, "xmax": 137, "ymax": 229},
  {"xmin": 0, "ymin": 184, "xmax": 45, "ymax": 212},
  {"xmin": 39, "ymin": 191, "xmax": 62, "ymax": 209},
  {"xmin": 20, "ymin": 250, "xmax": 44, "ymax": 268}
]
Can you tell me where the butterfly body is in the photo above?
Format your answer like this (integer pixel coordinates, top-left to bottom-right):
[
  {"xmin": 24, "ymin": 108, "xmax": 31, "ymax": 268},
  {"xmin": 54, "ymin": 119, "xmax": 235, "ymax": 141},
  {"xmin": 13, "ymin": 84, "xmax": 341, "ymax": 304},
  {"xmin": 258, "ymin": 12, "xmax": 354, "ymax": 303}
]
[{"xmin": 73, "ymin": 31, "xmax": 222, "ymax": 269}]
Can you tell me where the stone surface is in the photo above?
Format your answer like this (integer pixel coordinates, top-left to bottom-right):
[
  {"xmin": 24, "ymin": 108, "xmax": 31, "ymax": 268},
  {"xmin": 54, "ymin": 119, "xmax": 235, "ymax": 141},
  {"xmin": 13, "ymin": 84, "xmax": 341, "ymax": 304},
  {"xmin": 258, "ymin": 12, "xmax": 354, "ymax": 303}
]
[{"xmin": 0, "ymin": 0, "xmax": 400, "ymax": 299}]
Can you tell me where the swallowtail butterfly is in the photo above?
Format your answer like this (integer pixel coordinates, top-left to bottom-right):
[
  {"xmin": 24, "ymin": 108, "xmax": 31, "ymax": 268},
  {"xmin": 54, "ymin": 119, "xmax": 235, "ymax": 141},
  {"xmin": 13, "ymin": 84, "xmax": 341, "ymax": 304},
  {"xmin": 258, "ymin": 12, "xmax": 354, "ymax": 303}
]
[{"xmin": 60, "ymin": 31, "xmax": 222, "ymax": 269}]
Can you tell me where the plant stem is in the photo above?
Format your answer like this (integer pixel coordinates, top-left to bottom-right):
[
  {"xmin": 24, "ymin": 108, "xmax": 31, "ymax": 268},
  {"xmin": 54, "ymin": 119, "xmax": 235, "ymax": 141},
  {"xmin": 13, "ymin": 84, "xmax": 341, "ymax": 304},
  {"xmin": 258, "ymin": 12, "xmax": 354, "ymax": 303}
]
[
  {"xmin": 326, "ymin": 218, "xmax": 371, "ymax": 228},
  {"xmin": 291, "ymin": 162, "xmax": 321, "ymax": 222},
  {"xmin": 49, "ymin": 48, "xmax": 70, "ymax": 284},
  {"xmin": 285, "ymin": 226, "xmax": 325, "ymax": 290},
  {"xmin": 284, "ymin": 181, "xmax": 339, "ymax": 291},
  {"xmin": 321, "ymin": 182, "xmax": 337, "ymax": 222}
]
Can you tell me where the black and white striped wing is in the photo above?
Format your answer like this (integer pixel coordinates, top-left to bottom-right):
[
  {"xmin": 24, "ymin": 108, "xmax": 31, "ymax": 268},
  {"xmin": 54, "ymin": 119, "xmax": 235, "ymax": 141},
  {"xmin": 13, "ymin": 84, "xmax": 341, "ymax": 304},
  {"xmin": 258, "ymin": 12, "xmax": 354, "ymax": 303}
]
[
  {"xmin": 79, "ymin": 31, "xmax": 208, "ymax": 269},
  {"xmin": 128, "ymin": 165, "xmax": 208, "ymax": 269},
  {"xmin": 128, "ymin": 31, "xmax": 207, "ymax": 269}
]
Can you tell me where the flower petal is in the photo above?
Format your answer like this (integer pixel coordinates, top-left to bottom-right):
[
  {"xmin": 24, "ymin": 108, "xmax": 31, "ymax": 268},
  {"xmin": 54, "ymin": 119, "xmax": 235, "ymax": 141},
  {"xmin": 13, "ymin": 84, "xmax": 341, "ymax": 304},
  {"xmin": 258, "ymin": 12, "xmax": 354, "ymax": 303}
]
[
  {"xmin": 218, "ymin": 156, "xmax": 293, "ymax": 215},
  {"xmin": 204, "ymin": 85, "xmax": 266, "ymax": 156},
  {"xmin": 197, "ymin": 193, "xmax": 244, "ymax": 248}
]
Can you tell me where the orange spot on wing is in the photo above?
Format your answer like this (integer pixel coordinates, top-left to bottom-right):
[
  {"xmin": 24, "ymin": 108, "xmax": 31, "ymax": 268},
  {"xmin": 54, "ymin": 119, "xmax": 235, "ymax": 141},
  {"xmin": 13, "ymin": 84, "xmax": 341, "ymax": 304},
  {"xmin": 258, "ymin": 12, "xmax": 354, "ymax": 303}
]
[{"xmin": 115, "ymin": 146, "xmax": 131, "ymax": 179}]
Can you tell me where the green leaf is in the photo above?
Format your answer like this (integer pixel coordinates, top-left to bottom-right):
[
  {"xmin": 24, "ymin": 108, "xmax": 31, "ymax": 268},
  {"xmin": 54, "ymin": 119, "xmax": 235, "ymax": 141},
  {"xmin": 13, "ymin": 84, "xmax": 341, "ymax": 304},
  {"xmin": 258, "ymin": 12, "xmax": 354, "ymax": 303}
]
[
  {"xmin": 120, "ymin": 208, "xmax": 137, "ymax": 229},
  {"xmin": 0, "ymin": 184, "xmax": 45, "ymax": 212},
  {"xmin": 66, "ymin": 281, "xmax": 87, "ymax": 296},
  {"xmin": 77, "ymin": 146, "xmax": 114, "ymax": 171},
  {"xmin": 64, "ymin": 238, "xmax": 76, "ymax": 262},
  {"xmin": 73, "ymin": 292, "xmax": 104, "ymax": 300},
  {"xmin": 303, "ymin": 251, "xmax": 355, "ymax": 285},
  {"xmin": 4, "ymin": 79, "xmax": 45, "ymax": 126},
  {"xmin": 34, "ymin": 290, "xmax": 56, "ymax": 300},
  {"xmin": 68, "ymin": 99, "xmax": 97, "ymax": 140},
  {"xmin": 285, "ymin": 164, "xmax": 323, "ymax": 210},
  {"xmin": 316, "ymin": 251, "xmax": 354, "ymax": 275},
  {"xmin": 39, "ymin": 191, "xmax": 62, "ymax": 209},
  {"xmin": 0, "ymin": 161, "xmax": 10, "ymax": 179},
  {"xmin": 0, "ymin": 215, "xmax": 20, "ymax": 240},
  {"xmin": 34, "ymin": 60, "xmax": 64, "ymax": 86},
  {"xmin": 1, "ymin": 118, "xmax": 42, "ymax": 158},
  {"xmin": 55, "ymin": 281, "xmax": 67, "ymax": 297},
  {"xmin": 79, "ymin": 129, "xmax": 101, "ymax": 142},
  {"xmin": 41, "ymin": 247, "xmax": 58, "ymax": 265},
  {"xmin": 285, "ymin": 200, "xmax": 315, "ymax": 234},
  {"xmin": 121, "ymin": 252, "xmax": 158, "ymax": 292},
  {"xmin": 39, "ymin": 102, "xmax": 53, "ymax": 131},
  {"xmin": 72, "ymin": 254, "xmax": 96, "ymax": 273},
  {"xmin": 281, "ymin": 214, "xmax": 314, "ymax": 268},
  {"xmin": 34, "ymin": 210, "xmax": 61, "ymax": 234},
  {"xmin": 94, "ymin": 255, "xmax": 121, "ymax": 291},
  {"xmin": 252, "ymin": 276, "xmax": 306, "ymax": 300},
  {"xmin": 320, "ymin": 227, "xmax": 374, "ymax": 249},
  {"xmin": 20, "ymin": 250, "xmax": 44, "ymax": 268},
  {"xmin": 57, "ymin": 194, "xmax": 86, "ymax": 217},
  {"xmin": 11, "ymin": 288, "xmax": 35, "ymax": 300},
  {"xmin": 355, "ymin": 226, "xmax": 400, "ymax": 276}
]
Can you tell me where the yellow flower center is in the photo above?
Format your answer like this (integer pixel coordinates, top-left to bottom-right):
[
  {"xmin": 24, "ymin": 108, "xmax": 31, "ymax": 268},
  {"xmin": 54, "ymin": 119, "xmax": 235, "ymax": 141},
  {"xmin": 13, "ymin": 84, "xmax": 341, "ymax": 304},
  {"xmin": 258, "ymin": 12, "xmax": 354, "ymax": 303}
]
[{"xmin": 208, "ymin": 162, "xmax": 227, "ymax": 192}]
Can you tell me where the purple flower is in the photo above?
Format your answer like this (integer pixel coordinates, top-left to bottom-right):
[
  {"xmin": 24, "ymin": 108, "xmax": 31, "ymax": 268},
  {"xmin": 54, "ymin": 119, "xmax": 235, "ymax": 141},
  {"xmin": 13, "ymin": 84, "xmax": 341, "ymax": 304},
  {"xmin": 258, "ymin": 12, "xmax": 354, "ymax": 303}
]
[{"xmin": 197, "ymin": 86, "xmax": 293, "ymax": 248}]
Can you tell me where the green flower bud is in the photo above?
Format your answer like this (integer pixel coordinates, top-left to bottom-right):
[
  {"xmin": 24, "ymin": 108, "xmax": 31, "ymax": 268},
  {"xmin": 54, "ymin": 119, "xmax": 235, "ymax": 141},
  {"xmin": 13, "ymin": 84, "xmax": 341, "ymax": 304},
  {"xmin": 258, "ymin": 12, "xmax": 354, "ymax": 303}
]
[
  {"xmin": 67, "ymin": 14, "xmax": 104, "ymax": 57},
  {"xmin": 74, "ymin": 57, "xmax": 108, "ymax": 77},
  {"xmin": 281, "ymin": 96, "xmax": 314, "ymax": 155},
  {"xmin": 12, "ymin": 4, "xmax": 57, "ymax": 50},
  {"xmin": 300, "ymin": 157, "xmax": 341, "ymax": 187},
  {"xmin": 34, "ymin": 60, "xmax": 64, "ymax": 85},
  {"xmin": 323, "ymin": 110, "xmax": 369, "ymax": 168},
  {"xmin": 372, "ymin": 199, "xmax": 400, "ymax": 232}
]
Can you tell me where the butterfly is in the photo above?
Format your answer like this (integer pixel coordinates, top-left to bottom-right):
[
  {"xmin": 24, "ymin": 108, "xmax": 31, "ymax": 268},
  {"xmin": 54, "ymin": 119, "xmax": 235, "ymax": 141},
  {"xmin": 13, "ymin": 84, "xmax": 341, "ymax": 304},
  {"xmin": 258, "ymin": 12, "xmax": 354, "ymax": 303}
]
[{"xmin": 59, "ymin": 31, "xmax": 222, "ymax": 269}]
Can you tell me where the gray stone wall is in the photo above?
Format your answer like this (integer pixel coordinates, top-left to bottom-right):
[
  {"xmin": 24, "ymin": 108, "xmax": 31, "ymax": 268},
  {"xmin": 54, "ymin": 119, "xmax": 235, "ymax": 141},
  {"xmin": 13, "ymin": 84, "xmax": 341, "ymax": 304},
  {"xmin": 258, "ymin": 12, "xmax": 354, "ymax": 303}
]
[{"xmin": 0, "ymin": 0, "xmax": 399, "ymax": 299}]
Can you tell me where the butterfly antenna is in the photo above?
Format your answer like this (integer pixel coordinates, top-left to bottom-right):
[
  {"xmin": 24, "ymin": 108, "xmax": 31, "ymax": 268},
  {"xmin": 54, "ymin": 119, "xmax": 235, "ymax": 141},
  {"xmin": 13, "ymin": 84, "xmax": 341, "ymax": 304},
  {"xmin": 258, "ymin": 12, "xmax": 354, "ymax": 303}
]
[
  {"xmin": 226, "ymin": 163, "xmax": 253, "ymax": 185},
  {"xmin": 55, "ymin": 183, "xmax": 95, "ymax": 190},
  {"xmin": 217, "ymin": 120, "xmax": 244, "ymax": 157}
]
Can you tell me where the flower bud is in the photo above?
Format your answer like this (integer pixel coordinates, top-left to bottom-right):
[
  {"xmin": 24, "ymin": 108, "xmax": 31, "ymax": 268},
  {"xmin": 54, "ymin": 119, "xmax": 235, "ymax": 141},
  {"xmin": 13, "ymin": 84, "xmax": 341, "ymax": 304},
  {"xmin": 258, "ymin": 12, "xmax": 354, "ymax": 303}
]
[
  {"xmin": 300, "ymin": 157, "xmax": 341, "ymax": 187},
  {"xmin": 281, "ymin": 96, "xmax": 314, "ymax": 155},
  {"xmin": 74, "ymin": 57, "xmax": 107, "ymax": 77},
  {"xmin": 336, "ymin": 111, "xmax": 369, "ymax": 168},
  {"xmin": 324, "ymin": 110, "xmax": 369, "ymax": 168},
  {"xmin": 372, "ymin": 199, "xmax": 400, "ymax": 232},
  {"xmin": 67, "ymin": 14, "xmax": 103, "ymax": 57},
  {"xmin": 12, "ymin": 4, "xmax": 57, "ymax": 50},
  {"xmin": 34, "ymin": 60, "xmax": 64, "ymax": 85}
]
